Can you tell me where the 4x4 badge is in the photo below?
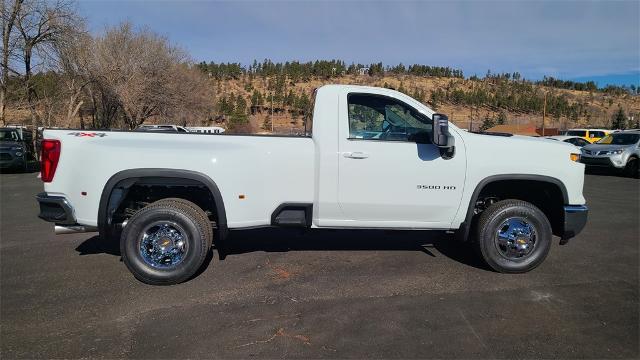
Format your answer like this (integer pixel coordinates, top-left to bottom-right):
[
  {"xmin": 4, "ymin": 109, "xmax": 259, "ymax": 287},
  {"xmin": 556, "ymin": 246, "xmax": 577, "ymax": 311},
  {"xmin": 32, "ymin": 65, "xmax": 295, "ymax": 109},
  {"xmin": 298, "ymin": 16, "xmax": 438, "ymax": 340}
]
[{"xmin": 67, "ymin": 132, "xmax": 107, "ymax": 137}]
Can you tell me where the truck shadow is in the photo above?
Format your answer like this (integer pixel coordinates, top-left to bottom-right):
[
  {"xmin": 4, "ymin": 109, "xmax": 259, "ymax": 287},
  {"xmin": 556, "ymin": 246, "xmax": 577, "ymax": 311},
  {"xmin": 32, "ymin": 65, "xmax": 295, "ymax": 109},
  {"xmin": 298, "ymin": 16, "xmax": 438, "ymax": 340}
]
[{"xmin": 75, "ymin": 228, "xmax": 489, "ymax": 271}]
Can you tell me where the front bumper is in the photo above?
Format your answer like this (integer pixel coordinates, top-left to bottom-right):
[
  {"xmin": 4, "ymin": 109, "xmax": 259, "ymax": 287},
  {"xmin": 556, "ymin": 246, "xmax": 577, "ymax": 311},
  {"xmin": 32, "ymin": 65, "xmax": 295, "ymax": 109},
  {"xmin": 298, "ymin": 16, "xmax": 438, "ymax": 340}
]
[
  {"xmin": 36, "ymin": 192, "xmax": 76, "ymax": 225},
  {"xmin": 581, "ymin": 155, "xmax": 626, "ymax": 169},
  {"xmin": 561, "ymin": 205, "xmax": 588, "ymax": 242},
  {"xmin": 0, "ymin": 152, "xmax": 26, "ymax": 169}
]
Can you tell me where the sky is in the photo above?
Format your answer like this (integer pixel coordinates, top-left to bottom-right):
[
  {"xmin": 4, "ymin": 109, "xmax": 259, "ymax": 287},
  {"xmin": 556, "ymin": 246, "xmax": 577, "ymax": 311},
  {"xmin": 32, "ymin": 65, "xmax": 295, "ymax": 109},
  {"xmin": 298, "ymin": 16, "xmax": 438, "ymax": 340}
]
[{"xmin": 78, "ymin": 0, "xmax": 640, "ymax": 86}]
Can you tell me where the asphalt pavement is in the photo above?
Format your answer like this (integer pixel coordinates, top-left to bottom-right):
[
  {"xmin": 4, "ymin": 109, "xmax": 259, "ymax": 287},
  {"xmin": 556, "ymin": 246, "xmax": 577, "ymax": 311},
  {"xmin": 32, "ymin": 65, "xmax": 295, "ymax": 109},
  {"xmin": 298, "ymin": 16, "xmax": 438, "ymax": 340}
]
[{"xmin": 1, "ymin": 171, "xmax": 638, "ymax": 358}]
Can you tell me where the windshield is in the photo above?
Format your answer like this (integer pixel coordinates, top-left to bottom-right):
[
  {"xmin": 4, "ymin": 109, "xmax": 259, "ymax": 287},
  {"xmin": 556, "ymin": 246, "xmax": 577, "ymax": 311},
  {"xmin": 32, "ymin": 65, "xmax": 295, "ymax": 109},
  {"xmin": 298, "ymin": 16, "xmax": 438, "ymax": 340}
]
[
  {"xmin": 0, "ymin": 129, "xmax": 19, "ymax": 142},
  {"xmin": 596, "ymin": 133, "xmax": 640, "ymax": 145},
  {"xmin": 566, "ymin": 130, "xmax": 586, "ymax": 137}
]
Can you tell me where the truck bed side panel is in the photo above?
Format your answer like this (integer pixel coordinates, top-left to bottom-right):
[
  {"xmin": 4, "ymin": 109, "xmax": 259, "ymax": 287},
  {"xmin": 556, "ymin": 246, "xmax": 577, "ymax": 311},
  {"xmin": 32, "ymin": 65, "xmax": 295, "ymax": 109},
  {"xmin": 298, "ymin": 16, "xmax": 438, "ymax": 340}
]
[{"xmin": 43, "ymin": 130, "xmax": 315, "ymax": 228}]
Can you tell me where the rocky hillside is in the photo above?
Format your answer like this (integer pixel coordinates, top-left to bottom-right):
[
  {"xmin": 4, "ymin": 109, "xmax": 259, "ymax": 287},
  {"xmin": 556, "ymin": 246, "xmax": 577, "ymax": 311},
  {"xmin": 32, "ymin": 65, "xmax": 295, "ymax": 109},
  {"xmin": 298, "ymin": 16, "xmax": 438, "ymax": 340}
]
[{"xmin": 210, "ymin": 74, "xmax": 640, "ymax": 134}]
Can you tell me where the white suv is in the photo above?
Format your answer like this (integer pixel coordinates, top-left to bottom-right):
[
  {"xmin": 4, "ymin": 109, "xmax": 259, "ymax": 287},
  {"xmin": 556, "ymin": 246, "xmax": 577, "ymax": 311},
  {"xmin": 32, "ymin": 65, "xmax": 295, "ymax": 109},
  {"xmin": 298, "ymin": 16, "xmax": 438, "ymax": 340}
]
[{"xmin": 581, "ymin": 130, "xmax": 640, "ymax": 178}]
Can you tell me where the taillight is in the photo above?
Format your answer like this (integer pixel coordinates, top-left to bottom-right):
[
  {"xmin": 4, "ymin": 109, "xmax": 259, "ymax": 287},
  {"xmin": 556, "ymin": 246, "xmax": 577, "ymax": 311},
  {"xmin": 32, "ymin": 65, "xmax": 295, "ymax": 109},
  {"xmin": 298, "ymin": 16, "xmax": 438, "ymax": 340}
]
[{"xmin": 41, "ymin": 139, "xmax": 61, "ymax": 183}]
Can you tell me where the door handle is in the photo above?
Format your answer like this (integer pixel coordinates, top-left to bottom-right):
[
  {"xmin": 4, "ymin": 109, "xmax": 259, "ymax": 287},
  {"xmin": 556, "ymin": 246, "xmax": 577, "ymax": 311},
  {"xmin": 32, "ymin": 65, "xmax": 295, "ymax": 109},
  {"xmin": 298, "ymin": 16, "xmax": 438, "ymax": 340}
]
[{"xmin": 343, "ymin": 151, "xmax": 369, "ymax": 159}]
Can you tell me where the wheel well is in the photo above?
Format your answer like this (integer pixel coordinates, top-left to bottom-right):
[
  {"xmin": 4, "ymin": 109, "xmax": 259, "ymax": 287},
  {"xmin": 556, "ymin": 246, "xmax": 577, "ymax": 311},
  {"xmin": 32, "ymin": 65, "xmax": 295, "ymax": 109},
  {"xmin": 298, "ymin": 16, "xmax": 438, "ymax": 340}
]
[
  {"xmin": 473, "ymin": 179, "xmax": 565, "ymax": 236},
  {"xmin": 98, "ymin": 170, "xmax": 227, "ymax": 236},
  {"xmin": 111, "ymin": 179, "xmax": 218, "ymax": 225}
]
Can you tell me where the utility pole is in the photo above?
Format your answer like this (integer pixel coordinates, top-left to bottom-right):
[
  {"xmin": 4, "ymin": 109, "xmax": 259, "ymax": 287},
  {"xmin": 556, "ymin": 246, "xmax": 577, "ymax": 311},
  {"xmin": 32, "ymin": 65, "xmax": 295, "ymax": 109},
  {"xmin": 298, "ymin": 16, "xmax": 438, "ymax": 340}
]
[
  {"xmin": 270, "ymin": 91, "xmax": 274, "ymax": 133},
  {"xmin": 542, "ymin": 92, "xmax": 547, "ymax": 136}
]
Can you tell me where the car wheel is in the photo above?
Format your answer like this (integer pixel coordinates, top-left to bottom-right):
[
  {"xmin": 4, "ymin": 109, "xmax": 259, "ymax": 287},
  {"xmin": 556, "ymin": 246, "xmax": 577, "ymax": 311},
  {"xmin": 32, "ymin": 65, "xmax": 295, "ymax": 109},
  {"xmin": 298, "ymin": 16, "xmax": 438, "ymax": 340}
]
[
  {"xmin": 624, "ymin": 157, "xmax": 639, "ymax": 179},
  {"xmin": 474, "ymin": 199, "xmax": 552, "ymax": 273},
  {"xmin": 120, "ymin": 199, "xmax": 212, "ymax": 285}
]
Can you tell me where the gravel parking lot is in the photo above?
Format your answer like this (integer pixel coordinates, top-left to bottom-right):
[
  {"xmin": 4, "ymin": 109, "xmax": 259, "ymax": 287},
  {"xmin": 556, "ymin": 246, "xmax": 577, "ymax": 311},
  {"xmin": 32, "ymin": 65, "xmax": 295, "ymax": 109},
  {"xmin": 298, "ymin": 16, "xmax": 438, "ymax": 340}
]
[{"xmin": 1, "ymin": 171, "xmax": 638, "ymax": 359}]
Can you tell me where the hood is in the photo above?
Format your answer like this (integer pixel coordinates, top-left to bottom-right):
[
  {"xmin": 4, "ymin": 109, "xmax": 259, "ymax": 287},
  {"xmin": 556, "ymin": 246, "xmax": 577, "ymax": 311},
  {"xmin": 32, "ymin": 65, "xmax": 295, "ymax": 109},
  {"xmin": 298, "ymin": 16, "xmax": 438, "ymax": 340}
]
[
  {"xmin": 582, "ymin": 143, "xmax": 630, "ymax": 153},
  {"xmin": 465, "ymin": 132, "xmax": 577, "ymax": 150},
  {"xmin": 0, "ymin": 141, "xmax": 23, "ymax": 150}
]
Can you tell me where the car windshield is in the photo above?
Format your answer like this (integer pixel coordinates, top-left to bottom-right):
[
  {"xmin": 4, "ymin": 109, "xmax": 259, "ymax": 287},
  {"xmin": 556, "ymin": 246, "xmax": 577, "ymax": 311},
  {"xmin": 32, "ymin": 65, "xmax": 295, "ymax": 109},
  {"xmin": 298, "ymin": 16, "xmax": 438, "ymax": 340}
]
[
  {"xmin": 566, "ymin": 130, "xmax": 586, "ymax": 137},
  {"xmin": 0, "ymin": 129, "xmax": 19, "ymax": 141},
  {"xmin": 596, "ymin": 133, "xmax": 640, "ymax": 145}
]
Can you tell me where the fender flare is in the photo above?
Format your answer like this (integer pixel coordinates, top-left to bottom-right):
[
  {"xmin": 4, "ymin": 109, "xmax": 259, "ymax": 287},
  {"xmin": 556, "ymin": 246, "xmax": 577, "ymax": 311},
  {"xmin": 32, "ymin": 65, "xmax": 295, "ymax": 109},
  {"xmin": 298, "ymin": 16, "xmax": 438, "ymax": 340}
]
[
  {"xmin": 457, "ymin": 174, "xmax": 568, "ymax": 241},
  {"xmin": 97, "ymin": 168, "xmax": 228, "ymax": 237}
]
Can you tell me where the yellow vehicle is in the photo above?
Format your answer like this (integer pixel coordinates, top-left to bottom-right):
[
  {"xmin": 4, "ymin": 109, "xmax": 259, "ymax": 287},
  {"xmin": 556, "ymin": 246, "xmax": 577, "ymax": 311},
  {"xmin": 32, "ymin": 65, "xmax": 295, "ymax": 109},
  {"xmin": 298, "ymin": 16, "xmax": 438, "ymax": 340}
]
[{"xmin": 563, "ymin": 129, "xmax": 612, "ymax": 143}]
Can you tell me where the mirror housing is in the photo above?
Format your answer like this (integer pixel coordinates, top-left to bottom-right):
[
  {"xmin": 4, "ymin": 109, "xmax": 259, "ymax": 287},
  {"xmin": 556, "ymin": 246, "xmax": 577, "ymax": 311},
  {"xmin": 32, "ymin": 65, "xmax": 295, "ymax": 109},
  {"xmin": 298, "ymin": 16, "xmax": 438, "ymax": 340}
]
[
  {"xmin": 432, "ymin": 113, "xmax": 455, "ymax": 159},
  {"xmin": 432, "ymin": 113, "xmax": 450, "ymax": 146}
]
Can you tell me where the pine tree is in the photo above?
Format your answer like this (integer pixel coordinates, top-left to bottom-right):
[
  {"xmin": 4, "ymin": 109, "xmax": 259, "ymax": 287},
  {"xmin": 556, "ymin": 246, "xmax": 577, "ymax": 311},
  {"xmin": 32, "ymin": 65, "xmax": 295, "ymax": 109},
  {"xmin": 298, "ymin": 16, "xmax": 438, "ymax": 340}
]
[
  {"xmin": 611, "ymin": 107, "xmax": 627, "ymax": 130},
  {"xmin": 232, "ymin": 94, "xmax": 248, "ymax": 124},
  {"xmin": 429, "ymin": 91, "xmax": 438, "ymax": 110},
  {"xmin": 496, "ymin": 111, "xmax": 507, "ymax": 125},
  {"xmin": 480, "ymin": 113, "xmax": 496, "ymax": 131}
]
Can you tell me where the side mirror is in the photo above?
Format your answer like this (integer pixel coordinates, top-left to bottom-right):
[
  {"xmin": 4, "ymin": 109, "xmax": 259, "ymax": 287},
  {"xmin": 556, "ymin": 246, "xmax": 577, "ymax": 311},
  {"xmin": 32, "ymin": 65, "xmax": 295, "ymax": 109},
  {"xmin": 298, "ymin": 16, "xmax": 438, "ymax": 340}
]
[
  {"xmin": 433, "ymin": 113, "xmax": 451, "ymax": 146},
  {"xmin": 432, "ymin": 113, "xmax": 455, "ymax": 159}
]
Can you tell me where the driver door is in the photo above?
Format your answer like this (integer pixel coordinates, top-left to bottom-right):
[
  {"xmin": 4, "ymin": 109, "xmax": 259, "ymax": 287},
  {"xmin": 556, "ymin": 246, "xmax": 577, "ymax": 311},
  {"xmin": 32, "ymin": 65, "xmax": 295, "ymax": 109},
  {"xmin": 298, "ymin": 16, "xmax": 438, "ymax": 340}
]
[{"xmin": 337, "ymin": 91, "xmax": 466, "ymax": 228}]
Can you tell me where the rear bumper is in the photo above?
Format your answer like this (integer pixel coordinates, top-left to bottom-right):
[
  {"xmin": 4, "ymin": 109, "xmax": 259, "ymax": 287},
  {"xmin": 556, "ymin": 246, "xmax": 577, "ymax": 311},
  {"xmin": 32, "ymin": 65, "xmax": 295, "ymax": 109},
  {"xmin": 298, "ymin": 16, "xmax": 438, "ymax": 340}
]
[
  {"xmin": 36, "ymin": 192, "xmax": 76, "ymax": 225},
  {"xmin": 561, "ymin": 205, "xmax": 588, "ymax": 241}
]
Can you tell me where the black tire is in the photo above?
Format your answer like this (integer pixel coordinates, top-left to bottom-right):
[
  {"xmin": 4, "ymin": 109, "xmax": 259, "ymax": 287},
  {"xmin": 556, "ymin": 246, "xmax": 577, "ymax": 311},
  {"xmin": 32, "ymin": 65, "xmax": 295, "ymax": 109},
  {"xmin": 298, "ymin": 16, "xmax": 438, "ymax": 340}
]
[
  {"xmin": 158, "ymin": 198, "xmax": 214, "ymax": 248},
  {"xmin": 474, "ymin": 199, "xmax": 552, "ymax": 273},
  {"xmin": 624, "ymin": 157, "xmax": 639, "ymax": 179},
  {"xmin": 120, "ymin": 199, "xmax": 212, "ymax": 285}
]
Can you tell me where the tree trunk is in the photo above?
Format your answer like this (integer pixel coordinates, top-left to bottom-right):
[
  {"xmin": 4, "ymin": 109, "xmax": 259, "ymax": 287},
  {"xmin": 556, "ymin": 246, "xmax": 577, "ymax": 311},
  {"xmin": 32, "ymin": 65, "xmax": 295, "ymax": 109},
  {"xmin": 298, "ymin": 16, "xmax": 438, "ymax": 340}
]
[
  {"xmin": 0, "ymin": 88, "xmax": 5, "ymax": 127},
  {"xmin": 79, "ymin": 108, "xmax": 85, "ymax": 129},
  {"xmin": 65, "ymin": 91, "xmax": 83, "ymax": 126},
  {"xmin": 24, "ymin": 44, "xmax": 39, "ymax": 159},
  {"xmin": 1, "ymin": 0, "xmax": 23, "ymax": 126}
]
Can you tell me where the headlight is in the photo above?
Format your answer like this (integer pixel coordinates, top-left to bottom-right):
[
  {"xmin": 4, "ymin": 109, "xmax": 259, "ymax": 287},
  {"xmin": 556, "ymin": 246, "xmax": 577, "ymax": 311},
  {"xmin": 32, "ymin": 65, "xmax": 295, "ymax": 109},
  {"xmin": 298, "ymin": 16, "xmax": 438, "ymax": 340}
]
[
  {"xmin": 605, "ymin": 149, "xmax": 624, "ymax": 155},
  {"xmin": 11, "ymin": 146, "xmax": 23, "ymax": 151}
]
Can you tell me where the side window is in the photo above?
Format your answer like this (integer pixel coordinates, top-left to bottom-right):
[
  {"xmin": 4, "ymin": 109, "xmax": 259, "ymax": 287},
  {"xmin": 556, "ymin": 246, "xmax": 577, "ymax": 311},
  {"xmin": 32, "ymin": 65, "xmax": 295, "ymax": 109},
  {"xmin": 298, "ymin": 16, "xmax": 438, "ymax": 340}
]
[
  {"xmin": 347, "ymin": 93, "xmax": 432, "ymax": 142},
  {"xmin": 566, "ymin": 138, "xmax": 586, "ymax": 146},
  {"xmin": 590, "ymin": 131, "xmax": 604, "ymax": 138},
  {"xmin": 567, "ymin": 130, "xmax": 586, "ymax": 137}
]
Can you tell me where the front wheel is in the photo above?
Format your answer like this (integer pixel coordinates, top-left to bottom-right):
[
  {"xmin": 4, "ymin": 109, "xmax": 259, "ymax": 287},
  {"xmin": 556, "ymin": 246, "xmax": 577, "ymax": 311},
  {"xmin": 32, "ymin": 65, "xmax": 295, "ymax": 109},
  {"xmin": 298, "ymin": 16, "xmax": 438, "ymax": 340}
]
[
  {"xmin": 624, "ymin": 157, "xmax": 639, "ymax": 179},
  {"xmin": 474, "ymin": 199, "xmax": 552, "ymax": 273},
  {"xmin": 120, "ymin": 199, "xmax": 212, "ymax": 285}
]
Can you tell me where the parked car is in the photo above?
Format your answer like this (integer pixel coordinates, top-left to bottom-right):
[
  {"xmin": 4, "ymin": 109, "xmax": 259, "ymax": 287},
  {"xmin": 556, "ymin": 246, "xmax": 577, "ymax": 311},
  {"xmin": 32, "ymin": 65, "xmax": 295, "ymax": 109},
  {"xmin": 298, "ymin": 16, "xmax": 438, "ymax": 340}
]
[
  {"xmin": 562, "ymin": 128, "xmax": 612, "ymax": 143},
  {"xmin": 186, "ymin": 126, "xmax": 225, "ymax": 134},
  {"xmin": 137, "ymin": 125, "xmax": 189, "ymax": 133},
  {"xmin": 0, "ymin": 128, "xmax": 32, "ymax": 171},
  {"xmin": 36, "ymin": 85, "xmax": 588, "ymax": 285},
  {"xmin": 545, "ymin": 135, "xmax": 591, "ymax": 147},
  {"xmin": 580, "ymin": 130, "xmax": 640, "ymax": 177}
]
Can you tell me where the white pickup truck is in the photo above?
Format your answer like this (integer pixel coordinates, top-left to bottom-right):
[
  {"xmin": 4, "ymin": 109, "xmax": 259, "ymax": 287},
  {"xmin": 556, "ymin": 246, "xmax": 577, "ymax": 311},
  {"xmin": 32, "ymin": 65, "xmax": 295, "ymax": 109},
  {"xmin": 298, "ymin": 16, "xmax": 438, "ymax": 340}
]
[{"xmin": 36, "ymin": 85, "xmax": 588, "ymax": 285}]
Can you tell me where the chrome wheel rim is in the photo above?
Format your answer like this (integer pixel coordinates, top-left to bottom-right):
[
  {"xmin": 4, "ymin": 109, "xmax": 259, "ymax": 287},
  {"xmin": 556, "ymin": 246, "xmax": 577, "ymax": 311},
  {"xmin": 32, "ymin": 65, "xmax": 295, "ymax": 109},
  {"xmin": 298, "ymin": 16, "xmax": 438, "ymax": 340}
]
[
  {"xmin": 495, "ymin": 217, "xmax": 537, "ymax": 261},
  {"xmin": 139, "ymin": 221, "xmax": 188, "ymax": 269}
]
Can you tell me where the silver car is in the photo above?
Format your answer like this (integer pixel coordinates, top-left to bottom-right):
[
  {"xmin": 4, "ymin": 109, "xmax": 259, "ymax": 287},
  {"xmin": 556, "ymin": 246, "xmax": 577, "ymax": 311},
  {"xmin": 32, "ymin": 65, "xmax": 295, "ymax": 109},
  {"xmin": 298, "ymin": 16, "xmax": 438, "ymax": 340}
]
[{"xmin": 581, "ymin": 130, "xmax": 640, "ymax": 178}]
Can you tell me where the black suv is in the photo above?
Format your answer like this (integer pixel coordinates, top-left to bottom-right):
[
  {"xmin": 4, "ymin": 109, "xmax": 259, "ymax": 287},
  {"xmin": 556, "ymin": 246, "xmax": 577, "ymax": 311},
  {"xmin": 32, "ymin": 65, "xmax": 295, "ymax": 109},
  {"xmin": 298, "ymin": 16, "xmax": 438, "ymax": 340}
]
[{"xmin": 0, "ymin": 128, "xmax": 33, "ymax": 171}]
